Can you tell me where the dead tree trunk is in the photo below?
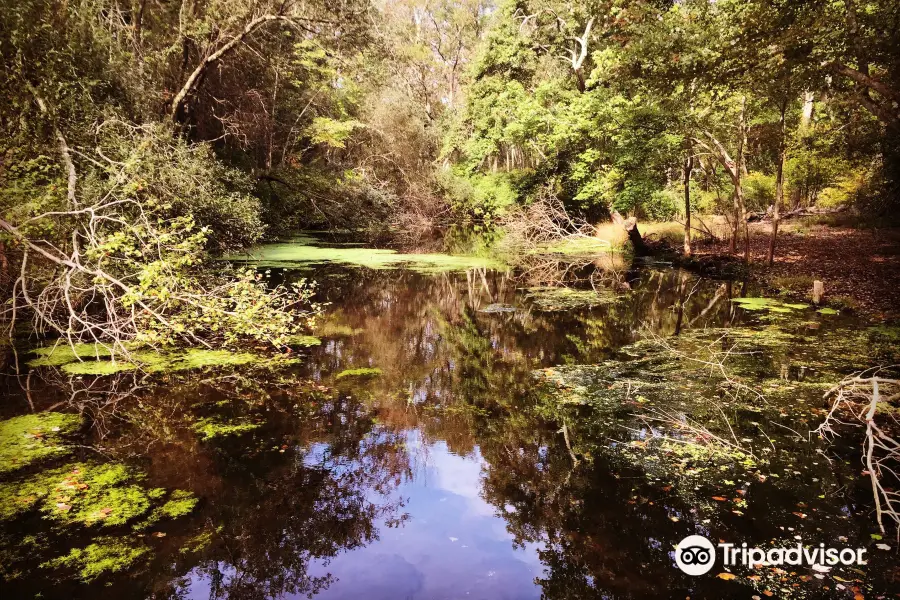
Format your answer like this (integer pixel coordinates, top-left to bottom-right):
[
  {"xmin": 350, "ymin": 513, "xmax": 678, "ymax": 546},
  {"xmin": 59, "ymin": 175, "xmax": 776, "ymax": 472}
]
[{"xmin": 611, "ymin": 209, "xmax": 648, "ymax": 256}]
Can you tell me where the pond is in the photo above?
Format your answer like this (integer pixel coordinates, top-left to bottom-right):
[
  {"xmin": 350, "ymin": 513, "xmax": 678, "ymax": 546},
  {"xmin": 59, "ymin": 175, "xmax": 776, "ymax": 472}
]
[{"xmin": 1, "ymin": 233, "xmax": 898, "ymax": 599}]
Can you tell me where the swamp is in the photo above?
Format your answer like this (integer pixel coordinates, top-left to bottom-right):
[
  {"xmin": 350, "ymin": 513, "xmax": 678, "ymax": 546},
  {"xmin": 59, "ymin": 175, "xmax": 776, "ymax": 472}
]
[
  {"xmin": 2, "ymin": 232, "xmax": 899, "ymax": 598},
  {"xmin": 3, "ymin": 0, "xmax": 900, "ymax": 598}
]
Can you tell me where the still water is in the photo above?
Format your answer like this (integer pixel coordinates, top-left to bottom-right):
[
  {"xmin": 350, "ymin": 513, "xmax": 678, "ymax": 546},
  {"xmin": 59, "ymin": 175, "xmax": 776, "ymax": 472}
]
[{"xmin": 1, "ymin": 236, "xmax": 898, "ymax": 599}]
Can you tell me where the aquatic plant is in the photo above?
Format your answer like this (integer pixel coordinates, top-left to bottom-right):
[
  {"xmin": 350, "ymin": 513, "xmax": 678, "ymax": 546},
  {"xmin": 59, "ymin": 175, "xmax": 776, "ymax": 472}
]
[
  {"xmin": 191, "ymin": 416, "xmax": 260, "ymax": 440},
  {"xmin": 44, "ymin": 536, "xmax": 150, "ymax": 582},
  {"xmin": 226, "ymin": 242, "xmax": 506, "ymax": 273},
  {"xmin": 335, "ymin": 367, "xmax": 383, "ymax": 379},
  {"xmin": 28, "ymin": 343, "xmax": 113, "ymax": 367},
  {"xmin": 29, "ymin": 345, "xmax": 298, "ymax": 377},
  {"xmin": 0, "ymin": 413, "xmax": 82, "ymax": 474},
  {"xmin": 731, "ymin": 297, "xmax": 809, "ymax": 313},
  {"xmin": 285, "ymin": 335, "xmax": 323, "ymax": 347},
  {"xmin": 525, "ymin": 287, "xmax": 622, "ymax": 311}
]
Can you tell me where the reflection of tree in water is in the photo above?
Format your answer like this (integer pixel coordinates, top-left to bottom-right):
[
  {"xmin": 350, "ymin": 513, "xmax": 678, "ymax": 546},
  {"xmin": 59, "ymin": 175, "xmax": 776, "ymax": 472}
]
[
  {"xmin": 2, "ymin": 367, "xmax": 410, "ymax": 600},
  {"xmin": 2, "ymin": 266, "xmax": 756, "ymax": 598}
]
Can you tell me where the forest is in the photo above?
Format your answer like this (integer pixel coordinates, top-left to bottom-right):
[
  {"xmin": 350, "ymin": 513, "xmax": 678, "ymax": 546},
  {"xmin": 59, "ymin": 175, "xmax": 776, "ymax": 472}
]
[{"xmin": 1, "ymin": 0, "xmax": 900, "ymax": 598}]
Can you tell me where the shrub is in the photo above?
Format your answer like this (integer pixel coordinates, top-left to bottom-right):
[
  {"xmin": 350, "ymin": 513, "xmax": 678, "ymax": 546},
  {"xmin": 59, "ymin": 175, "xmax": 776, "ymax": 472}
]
[{"xmin": 743, "ymin": 171, "xmax": 775, "ymax": 212}]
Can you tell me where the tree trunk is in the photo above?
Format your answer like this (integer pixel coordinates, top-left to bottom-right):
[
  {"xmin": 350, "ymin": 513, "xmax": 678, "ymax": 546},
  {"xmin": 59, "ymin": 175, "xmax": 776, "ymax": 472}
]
[
  {"xmin": 170, "ymin": 14, "xmax": 294, "ymax": 123},
  {"xmin": 768, "ymin": 98, "xmax": 788, "ymax": 266},
  {"xmin": 683, "ymin": 151, "xmax": 694, "ymax": 257},
  {"xmin": 611, "ymin": 209, "xmax": 648, "ymax": 256},
  {"xmin": 737, "ymin": 96, "xmax": 749, "ymax": 264},
  {"xmin": 0, "ymin": 240, "xmax": 8, "ymax": 285}
]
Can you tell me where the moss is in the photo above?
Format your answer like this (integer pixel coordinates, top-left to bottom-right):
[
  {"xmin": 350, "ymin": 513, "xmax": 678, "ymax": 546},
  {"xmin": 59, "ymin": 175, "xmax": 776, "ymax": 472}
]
[
  {"xmin": 335, "ymin": 367, "xmax": 383, "ymax": 379},
  {"xmin": 191, "ymin": 416, "xmax": 260, "ymax": 441},
  {"xmin": 526, "ymin": 287, "xmax": 622, "ymax": 311},
  {"xmin": 44, "ymin": 536, "xmax": 150, "ymax": 582},
  {"xmin": 225, "ymin": 242, "xmax": 506, "ymax": 273},
  {"xmin": 0, "ymin": 413, "xmax": 82, "ymax": 474}
]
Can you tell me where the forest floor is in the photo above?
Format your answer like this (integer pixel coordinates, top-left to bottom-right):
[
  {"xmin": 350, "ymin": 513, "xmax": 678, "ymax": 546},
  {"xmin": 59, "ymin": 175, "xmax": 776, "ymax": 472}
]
[{"xmin": 692, "ymin": 221, "xmax": 900, "ymax": 320}]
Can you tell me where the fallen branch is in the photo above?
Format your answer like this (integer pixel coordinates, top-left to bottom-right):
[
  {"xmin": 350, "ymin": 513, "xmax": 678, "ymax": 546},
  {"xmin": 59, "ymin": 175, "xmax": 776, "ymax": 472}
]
[{"xmin": 816, "ymin": 368, "xmax": 900, "ymax": 537}]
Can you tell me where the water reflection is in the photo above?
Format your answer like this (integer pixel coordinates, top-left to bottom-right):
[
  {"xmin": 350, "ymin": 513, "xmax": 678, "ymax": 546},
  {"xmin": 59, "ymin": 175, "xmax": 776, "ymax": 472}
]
[{"xmin": 1, "ymin": 264, "xmax": 894, "ymax": 598}]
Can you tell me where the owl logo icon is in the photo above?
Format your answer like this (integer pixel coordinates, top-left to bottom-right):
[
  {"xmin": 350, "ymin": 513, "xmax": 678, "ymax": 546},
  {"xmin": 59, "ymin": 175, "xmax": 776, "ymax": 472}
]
[{"xmin": 675, "ymin": 535, "xmax": 716, "ymax": 575}]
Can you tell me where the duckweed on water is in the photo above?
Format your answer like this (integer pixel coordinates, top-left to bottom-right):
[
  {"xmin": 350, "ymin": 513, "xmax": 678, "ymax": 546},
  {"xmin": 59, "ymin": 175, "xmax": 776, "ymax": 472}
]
[
  {"xmin": 525, "ymin": 287, "xmax": 622, "ymax": 311},
  {"xmin": 179, "ymin": 530, "xmax": 215, "ymax": 554},
  {"xmin": 30, "ymin": 345, "xmax": 295, "ymax": 377},
  {"xmin": 44, "ymin": 536, "xmax": 150, "ymax": 582},
  {"xmin": 191, "ymin": 416, "xmax": 260, "ymax": 440},
  {"xmin": 27, "ymin": 343, "xmax": 112, "ymax": 367},
  {"xmin": 0, "ymin": 413, "xmax": 82, "ymax": 474},
  {"xmin": 285, "ymin": 334, "xmax": 322, "ymax": 347},
  {"xmin": 478, "ymin": 303, "xmax": 517, "ymax": 314},
  {"xmin": 335, "ymin": 367, "xmax": 383, "ymax": 379},
  {"xmin": 531, "ymin": 237, "xmax": 615, "ymax": 255},
  {"xmin": 135, "ymin": 490, "xmax": 198, "ymax": 530},
  {"xmin": 731, "ymin": 297, "xmax": 809, "ymax": 313},
  {"xmin": 0, "ymin": 462, "xmax": 197, "ymax": 530},
  {"xmin": 225, "ymin": 243, "xmax": 506, "ymax": 273}
]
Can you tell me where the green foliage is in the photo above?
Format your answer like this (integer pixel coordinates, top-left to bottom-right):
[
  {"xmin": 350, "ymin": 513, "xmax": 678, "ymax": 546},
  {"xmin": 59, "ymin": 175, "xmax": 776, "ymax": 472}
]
[
  {"xmin": 436, "ymin": 168, "xmax": 519, "ymax": 220},
  {"xmin": 307, "ymin": 117, "xmax": 363, "ymax": 149},
  {"xmin": 743, "ymin": 172, "xmax": 776, "ymax": 212}
]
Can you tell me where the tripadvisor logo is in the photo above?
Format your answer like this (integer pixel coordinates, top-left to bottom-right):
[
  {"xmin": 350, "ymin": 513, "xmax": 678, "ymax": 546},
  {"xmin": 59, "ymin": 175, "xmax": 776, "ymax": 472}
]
[
  {"xmin": 675, "ymin": 535, "xmax": 868, "ymax": 576},
  {"xmin": 675, "ymin": 535, "xmax": 716, "ymax": 575}
]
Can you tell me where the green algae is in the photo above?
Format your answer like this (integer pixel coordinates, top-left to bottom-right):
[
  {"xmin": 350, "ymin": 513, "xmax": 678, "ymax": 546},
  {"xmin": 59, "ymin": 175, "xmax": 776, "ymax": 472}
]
[
  {"xmin": 816, "ymin": 307, "xmax": 840, "ymax": 315},
  {"xmin": 478, "ymin": 303, "xmax": 517, "ymax": 313},
  {"xmin": 531, "ymin": 237, "xmax": 616, "ymax": 255},
  {"xmin": 226, "ymin": 242, "xmax": 506, "ymax": 273},
  {"xmin": 191, "ymin": 416, "xmax": 260, "ymax": 441},
  {"xmin": 0, "ymin": 463, "xmax": 164, "ymax": 527},
  {"xmin": 1, "ymin": 458, "xmax": 199, "ymax": 583},
  {"xmin": 525, "ymin": 287, "xmax": 622, "ymax": 311},
  {"xmin": 62, "ymin": 359, "xmax": 137, "ymax": 376},
  {"xmin": 0, "ymin": 413, "xmax": 82, "ymax": 474},
  {"xmin": 731, "ymin": 297, "xmax": 809, "ymax": 313},
  {"xmin": 335, "ymin": 367, "xmax": 383, "ymax": 379},
  {"xmin": 32, "ymin": 345, "xmax": 294, "ymax": 377},
  {"xmin": 28, "ymin": 343, "xmax": 113, "ymax": 367},
  {"xmin": 179, "ymin": 530, "xmax": 215, "ymax": 554},
  {"xmin": 285, "ymin": 334, "xmax": 322, "ymax": 347},
  {"xmin": 316, "ymin": 321, "xmax": 365, "ymax": 337},
  {"xmin": 134, "ymin": 489, "xmax": 198, "ymax": 530},
  {"xmin": 44, "ymin": 536, "xmax": 150, "ymax": 582}
]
